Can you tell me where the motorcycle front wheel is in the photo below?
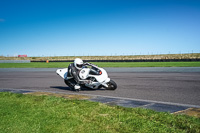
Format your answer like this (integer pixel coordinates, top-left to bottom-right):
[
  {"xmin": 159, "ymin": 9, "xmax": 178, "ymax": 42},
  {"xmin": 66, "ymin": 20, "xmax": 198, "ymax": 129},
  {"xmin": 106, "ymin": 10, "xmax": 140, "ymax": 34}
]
[{"xmin": 105, "ymin": 80, "xmax": 117, "ymax": 90}]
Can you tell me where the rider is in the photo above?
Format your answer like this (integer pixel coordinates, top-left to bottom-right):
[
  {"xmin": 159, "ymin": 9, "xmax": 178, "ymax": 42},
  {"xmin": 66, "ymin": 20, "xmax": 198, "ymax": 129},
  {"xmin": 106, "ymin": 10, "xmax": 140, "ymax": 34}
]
[{"xmin": 67, "ymin": 58, "xmax": 88, "ymax": 90}]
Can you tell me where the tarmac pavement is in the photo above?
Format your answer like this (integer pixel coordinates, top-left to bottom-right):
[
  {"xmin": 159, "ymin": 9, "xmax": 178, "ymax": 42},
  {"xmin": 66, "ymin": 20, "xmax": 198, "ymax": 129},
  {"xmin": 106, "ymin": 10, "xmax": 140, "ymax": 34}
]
[{"xmin": 0, "ymin": 67, "xmax": 200, "ymax": 114}]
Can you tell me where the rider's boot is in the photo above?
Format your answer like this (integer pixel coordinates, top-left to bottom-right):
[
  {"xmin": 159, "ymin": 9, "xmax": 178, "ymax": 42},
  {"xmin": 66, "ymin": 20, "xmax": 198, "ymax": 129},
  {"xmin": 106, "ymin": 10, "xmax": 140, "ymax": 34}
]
[{"xmin": 74, "ymin": 84, "xmax": 81, "ymax": 91}]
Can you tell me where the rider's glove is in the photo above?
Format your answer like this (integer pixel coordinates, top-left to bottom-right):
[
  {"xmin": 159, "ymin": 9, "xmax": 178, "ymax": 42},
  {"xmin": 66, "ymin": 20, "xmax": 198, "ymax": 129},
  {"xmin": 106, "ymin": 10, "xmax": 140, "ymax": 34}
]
[{"xmin": 84, "ymin": 80, "xmax": 91, "ymax": 84}]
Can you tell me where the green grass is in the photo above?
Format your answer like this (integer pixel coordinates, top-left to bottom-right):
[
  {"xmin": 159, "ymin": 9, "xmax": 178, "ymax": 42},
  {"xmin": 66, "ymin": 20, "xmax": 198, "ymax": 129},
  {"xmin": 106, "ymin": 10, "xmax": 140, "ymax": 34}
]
[
  {"xmin": 94, "ymin": 62, "xmax": 200, "ymax": 67},
  {"xmin": 0, "ymin": 62, "xmax": 200, "ymax": 68},
  {"xmin": 0, "ymin": 92, "xmax": 199, "ymax": 133},
  {"xmin": 0, "ymin": 62, "xmax": 71, "ymax": 68}
]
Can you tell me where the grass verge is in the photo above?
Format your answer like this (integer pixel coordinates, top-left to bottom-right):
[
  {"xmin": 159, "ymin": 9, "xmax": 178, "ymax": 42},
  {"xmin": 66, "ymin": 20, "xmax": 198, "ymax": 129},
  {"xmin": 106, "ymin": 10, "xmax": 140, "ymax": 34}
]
[
  {"xmin": 0, "ymin": 62, "xmax": 200, "ymax": 68},
  {"xmin": 0, "ymin": 92, "xmax": 200, "ymax": 133}
]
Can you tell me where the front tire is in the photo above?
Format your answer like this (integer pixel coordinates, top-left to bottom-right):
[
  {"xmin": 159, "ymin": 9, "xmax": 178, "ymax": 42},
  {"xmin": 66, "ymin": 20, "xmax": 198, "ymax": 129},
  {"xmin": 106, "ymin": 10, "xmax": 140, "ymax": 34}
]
[{"xmin": 105, "ymin": 80, "xmax": 117, "ymax": 90}]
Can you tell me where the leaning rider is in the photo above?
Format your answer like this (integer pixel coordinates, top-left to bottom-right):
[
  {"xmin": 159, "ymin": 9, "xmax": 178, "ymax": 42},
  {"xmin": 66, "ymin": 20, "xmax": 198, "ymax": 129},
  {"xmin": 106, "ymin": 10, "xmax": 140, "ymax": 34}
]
[{"xmin": 67, "ymin": 58, "xmax": 88, "ymax": 90}]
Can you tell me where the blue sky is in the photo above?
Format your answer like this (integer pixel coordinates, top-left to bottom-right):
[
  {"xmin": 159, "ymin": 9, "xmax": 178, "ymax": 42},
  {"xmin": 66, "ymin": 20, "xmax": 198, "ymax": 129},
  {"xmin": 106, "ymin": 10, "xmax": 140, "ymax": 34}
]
[{"xmin": 0, "ymin": 0, "xmax": 200, "ymax": 57}]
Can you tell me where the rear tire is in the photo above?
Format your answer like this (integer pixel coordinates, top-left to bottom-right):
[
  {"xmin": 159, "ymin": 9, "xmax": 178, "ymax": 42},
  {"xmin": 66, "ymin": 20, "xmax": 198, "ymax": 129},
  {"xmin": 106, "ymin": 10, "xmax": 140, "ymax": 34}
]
[
  {"xmin": 105, "ymin": 80, "xmax": 117, "ymax": 90},
  {"xmin": 64, "ymin": 79, "xmax": 76, "ymax": 90}
]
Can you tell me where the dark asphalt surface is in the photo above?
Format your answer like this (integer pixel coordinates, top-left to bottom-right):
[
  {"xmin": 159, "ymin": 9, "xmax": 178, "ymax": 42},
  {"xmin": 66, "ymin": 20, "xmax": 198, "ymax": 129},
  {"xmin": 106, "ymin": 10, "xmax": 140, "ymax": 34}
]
[{"xmin": 0, "ymin": 68, "xmax": 200, "ymax": 107}]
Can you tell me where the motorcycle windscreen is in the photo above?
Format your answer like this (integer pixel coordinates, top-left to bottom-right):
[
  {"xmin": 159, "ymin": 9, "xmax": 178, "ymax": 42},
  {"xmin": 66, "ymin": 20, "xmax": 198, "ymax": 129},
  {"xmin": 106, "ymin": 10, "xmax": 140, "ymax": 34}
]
[{"xmin": 94, "ymin": 68, "xmax": 109, "ymax": 83}]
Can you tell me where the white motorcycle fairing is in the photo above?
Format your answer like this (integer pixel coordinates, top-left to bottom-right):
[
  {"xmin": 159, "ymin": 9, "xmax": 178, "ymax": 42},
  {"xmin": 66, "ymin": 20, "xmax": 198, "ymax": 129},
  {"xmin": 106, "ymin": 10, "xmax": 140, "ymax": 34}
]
[
  {"xmin": 79, "ymin": 68, "xmax": 110, "ymax": 89},
  {"xmin": 56, "ymin": 68, "xmax": 68, "ymax": 79}
]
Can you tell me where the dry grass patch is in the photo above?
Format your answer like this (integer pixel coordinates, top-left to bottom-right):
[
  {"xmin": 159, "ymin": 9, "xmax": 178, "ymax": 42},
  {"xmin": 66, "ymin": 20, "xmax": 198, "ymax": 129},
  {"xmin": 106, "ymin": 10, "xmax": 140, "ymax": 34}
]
[
  {"xmin": 25, "ymin": 92, "xmax": 91, "ymax": 100},
  {"xmin": 1, "ymin": 53, "xmax": 200, "ymax": 61},
  {"xmin": 174, "ymin": 108, "xmax": 200, "ymax": 118}
]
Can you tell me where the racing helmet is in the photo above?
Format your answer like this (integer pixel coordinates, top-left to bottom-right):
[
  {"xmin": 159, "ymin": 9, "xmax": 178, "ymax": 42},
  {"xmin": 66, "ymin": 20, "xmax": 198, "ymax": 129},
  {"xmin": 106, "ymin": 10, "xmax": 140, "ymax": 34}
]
[{"xmin": 74, "ymin": 58, "xmax": 83, "ymax": 70}]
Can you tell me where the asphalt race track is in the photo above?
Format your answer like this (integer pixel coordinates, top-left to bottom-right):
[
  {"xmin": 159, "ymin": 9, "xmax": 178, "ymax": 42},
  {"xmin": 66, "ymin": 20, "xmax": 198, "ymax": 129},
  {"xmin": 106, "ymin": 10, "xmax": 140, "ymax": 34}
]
[{"xmin": 0, "ymin": 68, "xmax": 200, "ymax": 106}]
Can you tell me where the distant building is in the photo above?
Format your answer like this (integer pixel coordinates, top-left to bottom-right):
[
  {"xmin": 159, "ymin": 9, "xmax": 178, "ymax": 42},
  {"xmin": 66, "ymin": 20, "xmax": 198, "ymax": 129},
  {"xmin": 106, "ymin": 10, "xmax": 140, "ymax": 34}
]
[{"xmin": 18, "ymin": 55, "xmax": 27, "ymax": 57}]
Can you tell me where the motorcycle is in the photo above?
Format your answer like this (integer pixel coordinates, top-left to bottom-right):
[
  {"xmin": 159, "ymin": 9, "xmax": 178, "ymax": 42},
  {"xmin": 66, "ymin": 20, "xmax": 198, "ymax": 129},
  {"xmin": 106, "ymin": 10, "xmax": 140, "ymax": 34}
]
[{"xmin": 56, "ymin": 62, "xmax": 117, "ymax": 91}]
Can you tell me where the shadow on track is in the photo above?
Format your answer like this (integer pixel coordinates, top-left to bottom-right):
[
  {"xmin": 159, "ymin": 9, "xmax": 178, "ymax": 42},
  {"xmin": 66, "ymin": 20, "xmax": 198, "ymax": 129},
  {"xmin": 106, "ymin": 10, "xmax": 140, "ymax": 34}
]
[
  {"xmin": 50, "ymin": 86, "xmax": 106, "ymax": 92},
  {"xmin": 50, "ymin": 86, "xmax": 71, "ymax": 91}
]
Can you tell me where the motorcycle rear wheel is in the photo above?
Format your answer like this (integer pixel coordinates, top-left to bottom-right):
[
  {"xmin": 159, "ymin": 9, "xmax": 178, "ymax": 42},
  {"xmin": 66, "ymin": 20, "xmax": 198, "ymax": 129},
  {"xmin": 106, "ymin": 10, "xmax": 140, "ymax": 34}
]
[
  {"xmin": 105, "ymin": 80, "xmax": 117, "ymax": 90},
  {"xmin": 64, "ymin": 79, "xmax": 76, "ymax": 90}
]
